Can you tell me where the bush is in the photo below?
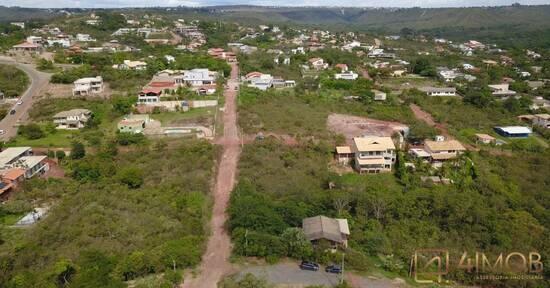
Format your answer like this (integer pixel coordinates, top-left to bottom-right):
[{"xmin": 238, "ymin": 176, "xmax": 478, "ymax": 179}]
[
  {"xmin": 116, "ymin": 167, "xmax": 144, "ymax": 189},
  {"xmin": 70, "ymin": 141, "xmax": 86, "ymax": 159},
  {"xmin": 18, "ymin": 124, "xmax": 45, "ymax": 139}
]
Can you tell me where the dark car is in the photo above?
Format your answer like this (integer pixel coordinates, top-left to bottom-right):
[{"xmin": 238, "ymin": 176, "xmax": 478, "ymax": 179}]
[
  {"xmin": 9, "ymin": 109, "xmax": 16, "ymax": 115},
  {"xmin": 325, "ymin": 264, "xmax": 342, "ymax": 274},
  {"xmin": 299, "ymin": 261, "xmax": 320, "ymax": 271}
]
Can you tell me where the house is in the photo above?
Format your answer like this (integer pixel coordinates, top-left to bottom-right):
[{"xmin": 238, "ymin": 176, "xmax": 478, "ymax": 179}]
[
  {"xmin": 10, "ymin": 22, "xmax": 25, "ymax": 29},
  {"xmin": 26, "ymin": 36, "xmax": 43, "ymax": 45},
  {"xmin": 72, "ymin": 76, "xmax": 104, "ymax": 96},
  {"xmin": 334, "ymin": 71, "xmax": 358, "ymax": 80},
  {"xmin": 118, "ymin": 114, "xmax": 150, "ymax": 134},
  {"xmin": 335, "ymin": 146, "xmax": 353, "ymax": 164},
  {"xmin": 462, "ymin": 63, "xmax": 475, "ymax": 70},
  {"xmin": 76, "ymin": 34, "xmax": 95, "ymax": 42},
  {"xmin": 437, "ymin": 67, "xmax": 462, "ymax": 82},
  {"xmin": 302, "ymin": 215, "xmax": 350, "ymax": 248},
  {"xmin": 0, "ymin": 147, "xmax": 49, "ymax": 179},
  {"xmin": 183, "ymin": 69, "xmax": 217, "ymax": 86},
  {"xmin": 308, "ymin": 58, "xmax": 329, "ymax": 70},
  {"xmin": 531, "ymin": 97, "xmax": 550, "ymax": 111},
  {"xmin": 391, "ymin": 70, "xmax": 407, "ymax": 77},
  {"xmin": 475, "ymin": 133, "xmax": 496, "ymax": 144},
  {"xmin": 352, "ymin": 136, "xmax": 396, "ymax": 173},
  {"xmin": 53, "ymin": 109, "xmax": 92, "ymax": 129},
  {"xmin": 114, "ymin": 60, "xmax": 147, "ymax": 70},
  {"xmin": 0, "ymin": 168, "xmax": 26, "ymax": 198},
  {"xmin": 46, "ymin": 37, "xmax": 71, "ymax": 48},
  {"xmin": 420, "ymin": 87, "xmax": 457, "ymax": 97},
  {"xmin": 409, "ymin": 148, "xmax": 431, "ymax": 160},
  {"xmin": 335, "ymin": 63, "xmax": 348, "ymax": 72},
  {"xmin": 494, "ymin": 126, "xmax": 532, "ymax": 138},
  {"xmin": 424, "ymin": 139, "xmax": 466, "ymax": 162},
  {"xmin": 245, "ymin": 72, "xmax": 274, "ymax": 91},
  {"xmin": 12, "ymin": 42, "xmax": 42, "ymax": 53},
  {"xmin": 489, "ymin": 84, "xmax": 517, "ymax": 98},
  {"xmin": 138, "ymin": 88, "xmax": 163, "ymax": 104},
  {"xmin": 372, "ymin": 90, "xmax": 387, "ymax": 101},
  {"xmin": 533, "ymin": 114, "xmax": 550, "ymax": 129}
]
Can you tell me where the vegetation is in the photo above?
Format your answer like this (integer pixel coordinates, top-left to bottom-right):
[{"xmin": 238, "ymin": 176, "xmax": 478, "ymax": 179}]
[
  {"xmin": 0, "ymin": 139, "xmax": 217, "ymax": 287},
  {"xmin": 0, "ymin": 64, "xmax": 29, "ymax": 98}
]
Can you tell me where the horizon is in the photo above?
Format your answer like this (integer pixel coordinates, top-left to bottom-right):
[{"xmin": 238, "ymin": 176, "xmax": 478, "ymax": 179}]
[{"xmin": 2, "ymin": 0, "xmax": 550, "ymax": 9}]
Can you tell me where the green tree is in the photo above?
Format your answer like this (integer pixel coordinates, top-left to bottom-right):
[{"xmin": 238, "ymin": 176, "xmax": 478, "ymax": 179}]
[
  {"xmin": 281, "ymin": 228, "xmax": 313, "ymax": 259},
  {"xmin": 18, "ymin": 124, "xmax": 44, "ymax": 139},
  {"xmin": 70, "ymin": 141, "xmax": 86, "ymax": 159},
  {"xmin": 116, "ymin": 167, "xmax": 144, "ymax": 189}
]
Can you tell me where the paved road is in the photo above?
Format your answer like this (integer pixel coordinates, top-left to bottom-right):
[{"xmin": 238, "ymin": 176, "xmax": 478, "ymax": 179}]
[
  {"xmin": 182, "ymin": 62, "xmax": 241, "ymax": 288},
  {"xmin": 0, "ymin": 56, "xmax": 50, "ymax": 141}
]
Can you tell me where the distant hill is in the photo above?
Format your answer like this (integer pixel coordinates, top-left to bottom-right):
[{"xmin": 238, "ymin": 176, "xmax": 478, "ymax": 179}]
[
  {"xmin": 203, "ymin": 5, "xmax": 550, "ymax": 32},
  {"xmin": 0, "ymin": 6, "xmax": 63, "ymax": 22}
]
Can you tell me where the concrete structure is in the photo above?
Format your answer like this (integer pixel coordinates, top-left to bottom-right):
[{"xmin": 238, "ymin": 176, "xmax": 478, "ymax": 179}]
[
  {"xmin": 420, "ymin": 87, "xmax": 457, "ymax": 97},
  {"xmin": 373, "ymin": 90, "xmax": 387, "ymax": 101},
  {"xmin": 494, "ymin": 126, "xmax": 532, "ymax": 138},
  {"xmin": 489, "ymin": 84, "xmax": 517, "ymax": 98},
  {"xmin": 118, "ymin": 114, "xmax": 151, "ymax": 134},
  {"xmin": 53, "ymin": 109, "xmax": 92, "ymax": 129},
  {"xmin": 352, "ymin": 136, "xmax": 396, "ymax": 173},
  {"xmin": 72, "ymin": 76, "xmax": 103, "ymax": 96},
  {"xmin": 0, "ymin": 147, "xmax": 49, "ymax": 179},
  {"xmin": 334, "ymin": 71, "xmax": 359, "ymax": 80}
]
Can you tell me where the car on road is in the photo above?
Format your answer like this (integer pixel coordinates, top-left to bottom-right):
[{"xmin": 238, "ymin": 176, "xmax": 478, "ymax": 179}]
[
  {"xmin": 299, "ymin": 261, "xmax": 320, "ymax": 271},
  {"xmin": 16, "ymin": 99, "xmax": 23, "ymax": 105},
  {"xmin": 9, "ymin": 109, "xmax": 16, "ymax": 115},
  {"xmin": 325, "ymin": 264, "xmax": 342, "ymax": 274},
  {"xmin": 0, "ymin": 130, "xmax": 4, "ymax": 135}
]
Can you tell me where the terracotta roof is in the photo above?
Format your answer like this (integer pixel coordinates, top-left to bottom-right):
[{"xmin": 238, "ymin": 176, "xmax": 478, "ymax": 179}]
[
  {"xmin": 2, "ymin": 168, "xmax": 25, "ymax": 181},
  {"xmin": 148, "ymin": 81, "xmax": 175, "ymax": 87}
]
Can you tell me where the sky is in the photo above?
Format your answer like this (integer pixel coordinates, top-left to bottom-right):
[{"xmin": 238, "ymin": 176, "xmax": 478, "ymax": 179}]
[{"xmin": 1, "ymin": 0, "xmax": 549, "ymax": 8}]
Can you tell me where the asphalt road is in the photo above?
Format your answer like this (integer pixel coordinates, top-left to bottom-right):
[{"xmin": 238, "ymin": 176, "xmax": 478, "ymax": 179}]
[{"xmin": 0, "ymin": 56, "xmax": 51, "ymax": 141}]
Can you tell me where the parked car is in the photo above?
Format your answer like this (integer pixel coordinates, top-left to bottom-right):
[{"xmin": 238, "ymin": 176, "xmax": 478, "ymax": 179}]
[
  {"xmin": 299, "ymin": 261, "xmax": 320, "ymax": 271},
  {"xmin": 0, "ymin": 130, "xmax": 4, "ymax": 135},
  {"xmin": 9, "ymin": 109, "xmax": 16, "ymax": 115},
  {"xmin": 16, "ymin": 99, "xmax": 23, "ymax": 105},
  {"xmin": 325, "ymin": 264, "xmax": 342, "ymax": 274}
]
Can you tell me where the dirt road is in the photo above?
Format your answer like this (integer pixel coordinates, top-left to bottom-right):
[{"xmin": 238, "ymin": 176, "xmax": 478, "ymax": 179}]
[{"xmin": 182, "ymin": 63, "xmax": 241, "ymax": 288}]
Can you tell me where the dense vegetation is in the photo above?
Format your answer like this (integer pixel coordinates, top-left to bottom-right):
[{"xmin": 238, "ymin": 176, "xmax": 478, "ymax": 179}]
[
  {"xmin": 0, "ymin": 64, "xmax": 29, "ymax": 98},
  {"xmin": 0, "ymin": 139, "xmax": 217, "ymax": 287}
]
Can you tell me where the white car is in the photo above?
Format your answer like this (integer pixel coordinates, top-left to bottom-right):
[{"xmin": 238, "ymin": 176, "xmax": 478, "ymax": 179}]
[
  {"xmin": 16, "ymin": 100, "xmax": 23, "ymax": 105},
  {"xmin": 0, "ymin": 130, "xmax": 5, "ymax": 135}
]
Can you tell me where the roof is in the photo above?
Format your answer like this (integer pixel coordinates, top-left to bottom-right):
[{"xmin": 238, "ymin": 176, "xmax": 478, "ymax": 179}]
[
  {"xmin": 19, "ymin": 156, "xmax": 47, "ymax": 169},
  {"xmin": 335, "ymin": 146, "xmax": 352, "ymax": 154},
  {"xmin": 0, "ymin": 147, "xmax": 32, "ymax": 167},
  {"xmin": 495, "ymin": 126, "xmax": 532, "ymax": 134},
  {"xmin": 53, "ymin": 109, "xmax": 91, "ymax": 118},
  {"xmin": 2, "ymin": 168, "xmax": 25, "ymax": 181},
  {"xmin": 148, "ymin": 81, "xmax": 175, "ymax": 87},
  {"xmin": 409, "ymin": 148, "xmax": 431, "ymax": 158},
  {"xmin": 308, "ymin": 57, "xmax": 322, "ymax": 63},
  {"xmin": 303, "ymin": 215, "xmax": 349, "ymax": 243},
  {"xmin": 140, "ymin": 87, "xmax": 163, "ymax": 94},
  {"xmin": 431, "ymin": 153, "xmax": 459, "ymax": 160},
  {"xmin": 420, "ymin": 87, "xmax": 456, "ymax": 93},
  {"xmin": 356, "ymin": 158, "xmax": 386, "ymax": 165},
  {"xmin": 13, "ymin": 42, "xmax": 40, "ymax": 48},
  {"xmin": 475, "ymin": 133, "xmax": 496, "ymax": 140},
  {"xmin": 353, "ymin": 136, "xmax": 395, "ymax": 152},
  {"xmin": 535, "ymin": 114, "xmax": 550, "ymax": 120},
  {"xmin": 425, "ymin": 140, "xmax": 466, "ymax": 152}
]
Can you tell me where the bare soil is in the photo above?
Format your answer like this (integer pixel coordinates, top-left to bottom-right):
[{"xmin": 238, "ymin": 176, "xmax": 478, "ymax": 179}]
[{"xmin": 327, "ymin": 113, "xmax": 409, "ymax": 146}]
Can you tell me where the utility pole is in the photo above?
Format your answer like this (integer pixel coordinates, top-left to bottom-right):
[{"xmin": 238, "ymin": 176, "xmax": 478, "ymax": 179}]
[{"xmin": 341, "ymin": 252, "xmax": 345, "ymax": 285}]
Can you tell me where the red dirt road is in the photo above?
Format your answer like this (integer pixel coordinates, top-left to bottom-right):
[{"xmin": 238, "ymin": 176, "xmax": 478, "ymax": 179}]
[{"xmin": 182, "ymin": 63, "xmax": 241, "ymax": 288}]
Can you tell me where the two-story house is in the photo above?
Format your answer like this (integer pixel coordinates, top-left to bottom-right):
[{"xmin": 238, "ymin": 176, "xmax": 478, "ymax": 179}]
[
  {"xmin": 53, "ymin": 109, "xmax": 92, "ymax": 129},
  {"xmin": 72, "ymin": 76, "xmax": 103, "ymax": 96},
  {"xmin": 424, "ymin": 139, "xmax": 466, "ymax": 162},
  {"xmin": 352, "ymin": 136, "xmax": 396, "ymax": 173}
]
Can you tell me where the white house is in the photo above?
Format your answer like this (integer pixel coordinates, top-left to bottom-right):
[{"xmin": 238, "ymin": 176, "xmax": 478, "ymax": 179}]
[
  {"xmin": 488, "ymin": 84, "xmax": 517, "ymax": 97},
  {"xmin": 335, "ymin": 71, "xmax": 359, "ymax": 80},
  {"xmin": 46, "ymin": 38, "xmax": 71, "ymax": 48},
  {"xmin": 182, "ymin": 69, "xmax": 217, "ymax": 86},
  {"xmin": 72, "ymin": 76, "xmax": 104, "ymax": 96},
  {"xmin": 53, "ymin": 109, "xmax": 92, "ymax": 129},
  {"xmin": 420, "ymin": 87, "xmax": 457, "ymax": 97},
  {"xmin": 114, "ymin": 60, "xmax": 148, "ymax": 70},
  {"xmin": 76, "ymin": 34, "xmax": 95, "ymax": 42},
  {"xmin": 372, "ymin": 90, "xmax": 387, "ymax": 101},
  {"xmin": 308, "ymin": 58, "xmax": 329, "ymax": 70},
  {"xmin": 352, "ymin": 136, "xmax": 396, "ymax": 173}
]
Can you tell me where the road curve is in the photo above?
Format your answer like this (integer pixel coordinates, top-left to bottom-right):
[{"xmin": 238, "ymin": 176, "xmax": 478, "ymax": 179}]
[{"xmin": 0, "ymin": 56, "xmax": 51, "ymax": 141}]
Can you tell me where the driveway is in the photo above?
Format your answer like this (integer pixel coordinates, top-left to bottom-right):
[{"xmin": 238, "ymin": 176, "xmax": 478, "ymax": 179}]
[
  {"xmin": 0, "ymin": 56, "xmax": 51, "ymax": 141},
  {"xmin": 238, "ymin": 262, "xmax": 409, "ymax": 288}
]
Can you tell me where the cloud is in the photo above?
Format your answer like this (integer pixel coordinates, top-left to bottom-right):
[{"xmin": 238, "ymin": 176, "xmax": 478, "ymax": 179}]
[{"xmin": 1, "ymin": 0, "xmax": 549, "ymax": 8}]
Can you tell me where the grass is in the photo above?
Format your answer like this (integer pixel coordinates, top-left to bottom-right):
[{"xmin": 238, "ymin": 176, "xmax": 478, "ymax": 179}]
[
  {"xmin": 151, "ymin": 107, "xmax": 216, "ymax": 126},
  {"xmin": 9, "ymin": 129, "xmax": 78, "ymax": 148}
]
